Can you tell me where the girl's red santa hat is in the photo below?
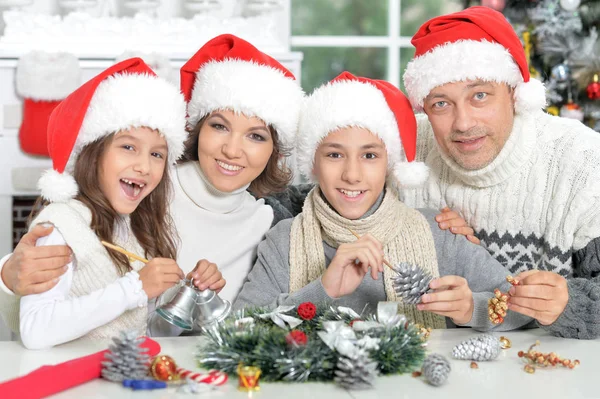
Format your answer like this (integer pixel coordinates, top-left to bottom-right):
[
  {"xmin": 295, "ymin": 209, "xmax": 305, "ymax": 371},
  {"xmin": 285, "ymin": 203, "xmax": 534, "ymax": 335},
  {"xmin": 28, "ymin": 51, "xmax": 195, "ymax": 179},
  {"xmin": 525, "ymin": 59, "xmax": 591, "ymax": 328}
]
[
  {"xmin": 38, "ymin": 58, "xmax": 187, "ymax": 203},
  {"xmin": 297, "ymin": 71, "xmax": 427, "ymax": 187},
  {"xmin": 180, "ymin": 34, "xmax": 304, "ymax": 146},
  {"xmin": 403, "ymin": 6, "xmax": 546, "ymax": 114}
]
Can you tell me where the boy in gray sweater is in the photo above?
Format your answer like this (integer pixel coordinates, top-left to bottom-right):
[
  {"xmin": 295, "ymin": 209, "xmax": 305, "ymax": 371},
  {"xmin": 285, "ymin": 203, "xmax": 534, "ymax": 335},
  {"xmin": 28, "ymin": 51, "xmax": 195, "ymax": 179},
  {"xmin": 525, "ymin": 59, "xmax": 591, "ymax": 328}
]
[{"xmin": 234, "ymin": 72, "xmax": 532, "ymax": 331}]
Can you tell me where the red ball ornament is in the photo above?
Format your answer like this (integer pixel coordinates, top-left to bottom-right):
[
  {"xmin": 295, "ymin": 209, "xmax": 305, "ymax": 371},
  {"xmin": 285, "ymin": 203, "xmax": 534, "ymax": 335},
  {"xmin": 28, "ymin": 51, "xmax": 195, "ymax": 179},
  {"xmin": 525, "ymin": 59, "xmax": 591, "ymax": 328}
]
[
  {"xmin": 349, "ymin": 319, "xmax": 360, "ymax": 327},
  {"xmin": 587, "ymin": 74, "xmax": 600, "ymax": 100},
  {"xmin": 151, "ymin": 355, "xmax": 179, "ymax": 381},
  {"xmin": 285, "ymin": 330, "xmax": 308, "ymax": 346},
  {"xmin": 297, "ymin": 302, "xmax": 316, "ymax": 320}
]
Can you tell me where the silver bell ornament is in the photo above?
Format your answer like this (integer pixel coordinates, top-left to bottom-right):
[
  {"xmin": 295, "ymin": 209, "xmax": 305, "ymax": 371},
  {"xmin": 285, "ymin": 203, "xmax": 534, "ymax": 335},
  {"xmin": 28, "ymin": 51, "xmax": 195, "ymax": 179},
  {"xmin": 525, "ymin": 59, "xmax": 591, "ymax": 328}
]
[{"xmin": 155, "ymin": 279, "xmax": 231, "ymax": 331}]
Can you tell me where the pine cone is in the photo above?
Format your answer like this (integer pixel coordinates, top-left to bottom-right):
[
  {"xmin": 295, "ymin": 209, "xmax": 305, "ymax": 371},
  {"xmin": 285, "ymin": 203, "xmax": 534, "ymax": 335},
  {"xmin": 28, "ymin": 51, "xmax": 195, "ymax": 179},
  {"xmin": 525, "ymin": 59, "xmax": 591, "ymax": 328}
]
[
  {"xmin": 334, "ymin": 349, "xmax": 378, "ymax": 390},
  {"xmin": 101, "ymin": 330, "xmax": 151, "ymax": 382},
  {"xmin": 422, "ymin": 354, "xmax": 451, "ymax": 386},
  {"xmin": 452, "ymin": 334, "xmax": 501, "ymax": 361},
  {"xmin": 392, "ymin": 262, "xmax": 433, "ymax": 304}
]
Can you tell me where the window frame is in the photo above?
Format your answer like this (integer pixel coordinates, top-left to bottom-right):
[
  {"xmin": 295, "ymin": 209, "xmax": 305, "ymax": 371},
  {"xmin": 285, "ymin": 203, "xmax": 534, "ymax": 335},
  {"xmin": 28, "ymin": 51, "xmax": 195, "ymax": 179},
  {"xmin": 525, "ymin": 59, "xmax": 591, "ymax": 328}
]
[{"xmin": 290, "ymin": 0, "xmax": 411, "ymax": 88}]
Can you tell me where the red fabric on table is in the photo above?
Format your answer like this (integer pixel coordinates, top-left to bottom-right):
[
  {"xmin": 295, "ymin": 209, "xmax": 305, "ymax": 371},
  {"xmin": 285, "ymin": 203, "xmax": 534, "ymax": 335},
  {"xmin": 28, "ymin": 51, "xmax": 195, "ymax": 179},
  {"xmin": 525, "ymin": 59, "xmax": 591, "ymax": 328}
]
[{"xmin": 0, "ymin": 337, "xmax": 160, "ymax": 399}]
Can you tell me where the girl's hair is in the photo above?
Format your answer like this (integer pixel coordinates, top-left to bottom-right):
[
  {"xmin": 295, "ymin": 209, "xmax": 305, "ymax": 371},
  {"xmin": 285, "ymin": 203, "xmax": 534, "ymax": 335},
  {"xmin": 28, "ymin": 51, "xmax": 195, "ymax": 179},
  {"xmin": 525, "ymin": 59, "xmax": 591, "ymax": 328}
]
[
  {"xmin": 180, "ymin": 114, "xmax": 292, "ymax": 198},
  {"xmin": 29, "ymin": 133, "xmax": 178, "ymax": 275}
]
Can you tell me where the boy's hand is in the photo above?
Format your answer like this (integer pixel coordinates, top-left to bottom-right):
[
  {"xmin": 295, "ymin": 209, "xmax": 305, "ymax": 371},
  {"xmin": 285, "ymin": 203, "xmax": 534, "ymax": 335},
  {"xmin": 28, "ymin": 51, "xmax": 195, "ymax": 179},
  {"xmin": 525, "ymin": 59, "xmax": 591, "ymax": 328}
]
[
  {"xmin": 417, "ymin": 275, "xmax": 474, "ymax": 325},
  {"xmin": 322, "ymin": 234, "xmax": 384, "ymax": 298}
]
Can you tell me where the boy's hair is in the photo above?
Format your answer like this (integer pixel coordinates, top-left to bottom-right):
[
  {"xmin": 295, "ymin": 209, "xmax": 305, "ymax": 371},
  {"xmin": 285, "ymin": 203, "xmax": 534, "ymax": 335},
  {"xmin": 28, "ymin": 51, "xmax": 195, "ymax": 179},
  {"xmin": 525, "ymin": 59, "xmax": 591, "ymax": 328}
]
[
  {"xmin": 30, "ymin": 133, "xmax": 178, "ymax": 275},
  {"xmin": 179, "ymin": 115, "xmax": 292, "ymax": 198}
]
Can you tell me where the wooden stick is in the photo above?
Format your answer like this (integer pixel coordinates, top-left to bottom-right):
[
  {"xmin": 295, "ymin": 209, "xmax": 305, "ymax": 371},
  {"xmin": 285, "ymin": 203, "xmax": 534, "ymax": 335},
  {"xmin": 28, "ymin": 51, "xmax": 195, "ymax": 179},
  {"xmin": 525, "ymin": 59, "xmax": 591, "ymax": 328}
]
[
  {"xmin": 101, "ymin": 240, "xmax": 149, "ymax": 264},
  {"xmin": 347, "ymin": 229, "xmax": 394, "ymax": 270}
]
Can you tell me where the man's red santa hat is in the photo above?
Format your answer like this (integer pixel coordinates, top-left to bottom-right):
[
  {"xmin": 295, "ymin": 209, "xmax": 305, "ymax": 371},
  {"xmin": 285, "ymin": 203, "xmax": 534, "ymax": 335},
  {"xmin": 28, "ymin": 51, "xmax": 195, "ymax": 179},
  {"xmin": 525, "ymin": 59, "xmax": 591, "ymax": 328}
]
[{"xmin": 404, "ymin": 6, "xmax": 546, "ymax": 113}]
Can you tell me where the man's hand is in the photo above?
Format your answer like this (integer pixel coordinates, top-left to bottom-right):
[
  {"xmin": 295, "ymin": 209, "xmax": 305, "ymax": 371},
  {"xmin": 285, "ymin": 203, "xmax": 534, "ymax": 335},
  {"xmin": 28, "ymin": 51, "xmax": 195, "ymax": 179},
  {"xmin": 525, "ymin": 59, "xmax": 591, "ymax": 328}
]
[
  {"xmin": 187, "ymin": 259, "xmax": 226, "ymax": 293},
  {"xmin": 435, "ymin": 207, "xmax": 480, "ymax": 245},
  {"xmin": 507, "ymin": 270, "xmax": 569, "ymax": 325},
  {"xmin": 1, "ymin": 225, "xmax": 71, "ymax": 295},
  {"xmin": 321, "ymin": 234, "xmax": 384, "ymax": 298},
  {"xmin": 417, "ymin": 275, "xmax": 474, "ymax": 325}
]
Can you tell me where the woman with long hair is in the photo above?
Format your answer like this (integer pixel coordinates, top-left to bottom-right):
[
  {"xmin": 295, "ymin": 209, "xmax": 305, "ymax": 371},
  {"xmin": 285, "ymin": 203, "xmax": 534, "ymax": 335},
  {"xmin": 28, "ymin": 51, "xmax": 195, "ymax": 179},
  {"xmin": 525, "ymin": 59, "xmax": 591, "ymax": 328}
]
[{"xmin": 163, "ymin": 34, "xmax": 306, "ymax": 302}]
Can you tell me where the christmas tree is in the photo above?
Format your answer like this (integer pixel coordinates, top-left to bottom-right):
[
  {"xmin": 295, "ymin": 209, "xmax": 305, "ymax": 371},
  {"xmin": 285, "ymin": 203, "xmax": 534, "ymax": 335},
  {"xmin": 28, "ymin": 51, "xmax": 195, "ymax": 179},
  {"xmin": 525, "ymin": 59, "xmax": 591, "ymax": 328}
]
[{"xmin": 477, "ymin": 0, "xmax": 600, "ymax": 131}]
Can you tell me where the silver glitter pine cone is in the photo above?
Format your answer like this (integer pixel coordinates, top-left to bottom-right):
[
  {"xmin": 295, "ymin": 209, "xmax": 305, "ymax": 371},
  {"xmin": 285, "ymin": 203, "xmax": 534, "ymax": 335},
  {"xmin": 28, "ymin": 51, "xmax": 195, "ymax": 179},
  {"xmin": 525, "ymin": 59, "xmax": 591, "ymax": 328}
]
[
  {"xmin": 452, "ymin": 334, "xmax": 501, "ymax": 362},
  {"xmin": 392, "ymin": 262, "xmax": 433, "ymax": 304},
  {"xmin": 101, "ymin": 330, "xmax": 150, "ymax": 382},
  {"xmin": 334, "ymin": 349, "xmax": 378, "ymax": 390},
  {"xmin": 422, "ymin": 353, "xmax": 451, "ymax": 387}
]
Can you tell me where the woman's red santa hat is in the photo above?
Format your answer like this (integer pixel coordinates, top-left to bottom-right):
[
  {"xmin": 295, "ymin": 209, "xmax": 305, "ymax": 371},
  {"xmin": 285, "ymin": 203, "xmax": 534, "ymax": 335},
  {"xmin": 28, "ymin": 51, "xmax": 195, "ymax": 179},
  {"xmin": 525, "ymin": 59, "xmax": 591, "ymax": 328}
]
[
  {"xmin": 38, "ymin": 58, "xmax": 187, "ymax": 203},
  {"xmin": 297, "ymin": 71, "xmax": 427, "ymax": 188},
  {"xmin": 180, "ymin": 34, "xmax": 304, "ymax": 146},
  {"xmin": 403, "ymin": 6, "xmax": 546, "ymax": 114}
]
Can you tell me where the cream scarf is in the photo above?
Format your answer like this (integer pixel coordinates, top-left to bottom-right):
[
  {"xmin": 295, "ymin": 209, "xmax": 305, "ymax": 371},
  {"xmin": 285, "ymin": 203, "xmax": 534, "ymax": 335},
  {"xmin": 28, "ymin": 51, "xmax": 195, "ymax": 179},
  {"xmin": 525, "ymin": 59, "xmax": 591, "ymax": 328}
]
[{"xmin": 289, "ymin": 187, "xmax": 446, "ymax": 329}]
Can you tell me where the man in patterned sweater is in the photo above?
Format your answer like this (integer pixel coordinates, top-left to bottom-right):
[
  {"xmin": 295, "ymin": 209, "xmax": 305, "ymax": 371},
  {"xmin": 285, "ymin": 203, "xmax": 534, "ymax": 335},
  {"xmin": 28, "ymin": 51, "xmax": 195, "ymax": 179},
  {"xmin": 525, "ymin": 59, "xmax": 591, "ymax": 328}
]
[{"xmin": 400, "ymin": 6, "xmax": 600, "ymax": 339}]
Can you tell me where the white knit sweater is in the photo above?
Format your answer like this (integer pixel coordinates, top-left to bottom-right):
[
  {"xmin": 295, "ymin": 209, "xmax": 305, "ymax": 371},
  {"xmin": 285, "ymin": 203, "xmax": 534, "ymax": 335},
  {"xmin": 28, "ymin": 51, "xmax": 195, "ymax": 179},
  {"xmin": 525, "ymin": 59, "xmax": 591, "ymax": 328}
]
[
  {"xmin": 168, "ymin": 162, "xmax": 274, "ymax": 303},
  {"xmin": 401, "ymin": 111, "xmax": 600, "ymax": 277}
]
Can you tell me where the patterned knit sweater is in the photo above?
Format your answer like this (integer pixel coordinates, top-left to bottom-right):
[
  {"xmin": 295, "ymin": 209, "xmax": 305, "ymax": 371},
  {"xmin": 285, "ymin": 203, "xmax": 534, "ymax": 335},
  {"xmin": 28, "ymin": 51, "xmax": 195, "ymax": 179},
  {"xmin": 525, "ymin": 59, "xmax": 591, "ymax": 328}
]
[{"xmin": 400, "ymin": 111, "xmax": 600, "ymax": 339}]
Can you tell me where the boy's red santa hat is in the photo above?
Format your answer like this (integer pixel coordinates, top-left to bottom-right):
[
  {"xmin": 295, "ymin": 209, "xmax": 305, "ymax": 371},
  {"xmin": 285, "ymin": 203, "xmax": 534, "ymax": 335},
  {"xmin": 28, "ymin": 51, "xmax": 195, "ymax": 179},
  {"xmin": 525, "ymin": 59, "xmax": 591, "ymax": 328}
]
[
  {"xmin": 297, "ymin": 71, "xmax": 427, "ymax": 187},
  {"xmin": 38, "ymin": 58, "xmax": 187, "ymax": 203},
  {"xmin": 403, "ymin": 6, "xmax": 546, "ymax": 114},
  {"xmin": 180, "ymin": 34, "xmax": 304, "ymax": 146}
]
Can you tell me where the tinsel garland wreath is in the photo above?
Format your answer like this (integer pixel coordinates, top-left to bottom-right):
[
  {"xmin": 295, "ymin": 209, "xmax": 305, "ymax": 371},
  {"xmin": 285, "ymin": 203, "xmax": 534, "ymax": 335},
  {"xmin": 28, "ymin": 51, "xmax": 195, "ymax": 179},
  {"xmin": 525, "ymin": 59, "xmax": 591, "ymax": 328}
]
[{"xmin": 196, "ymin": 302, "xmax": 427, "ymax": 384}]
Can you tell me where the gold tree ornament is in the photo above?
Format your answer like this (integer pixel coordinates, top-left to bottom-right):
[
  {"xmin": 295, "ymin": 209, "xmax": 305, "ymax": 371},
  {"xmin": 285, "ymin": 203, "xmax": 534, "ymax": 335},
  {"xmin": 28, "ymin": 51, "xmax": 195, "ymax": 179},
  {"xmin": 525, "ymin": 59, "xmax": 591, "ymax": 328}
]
[{"xmin": 500, "ymin": 336, "xmax": 512, "ymax": 349}]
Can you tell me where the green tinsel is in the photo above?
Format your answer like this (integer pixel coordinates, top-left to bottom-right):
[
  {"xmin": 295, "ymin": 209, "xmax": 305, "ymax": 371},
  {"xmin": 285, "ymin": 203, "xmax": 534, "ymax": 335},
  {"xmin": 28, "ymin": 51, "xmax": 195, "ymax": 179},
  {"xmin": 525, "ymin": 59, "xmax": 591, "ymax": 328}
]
[{"xmin": 196, "ymin": 303, "xmax": 426, "ymax": 383}]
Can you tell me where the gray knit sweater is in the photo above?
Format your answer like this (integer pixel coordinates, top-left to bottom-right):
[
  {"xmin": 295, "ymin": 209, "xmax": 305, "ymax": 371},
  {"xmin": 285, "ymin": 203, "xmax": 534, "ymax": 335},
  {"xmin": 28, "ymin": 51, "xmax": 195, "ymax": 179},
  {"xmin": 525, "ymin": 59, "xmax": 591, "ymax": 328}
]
[{"xmin": 234, "ymin": 207, "xmax": 533, "ymax": 332}]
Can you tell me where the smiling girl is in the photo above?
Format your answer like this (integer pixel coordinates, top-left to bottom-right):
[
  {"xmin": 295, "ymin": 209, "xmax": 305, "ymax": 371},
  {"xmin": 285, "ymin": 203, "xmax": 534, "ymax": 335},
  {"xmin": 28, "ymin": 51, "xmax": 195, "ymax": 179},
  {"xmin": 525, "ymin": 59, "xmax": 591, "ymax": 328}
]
[
  {"xmin": 235, "ymin": 72, "xmax": 532, "ymax": 332},
  {"xmin": 18, "ymin": 59, "xmax": 196, "ymax": 349}
]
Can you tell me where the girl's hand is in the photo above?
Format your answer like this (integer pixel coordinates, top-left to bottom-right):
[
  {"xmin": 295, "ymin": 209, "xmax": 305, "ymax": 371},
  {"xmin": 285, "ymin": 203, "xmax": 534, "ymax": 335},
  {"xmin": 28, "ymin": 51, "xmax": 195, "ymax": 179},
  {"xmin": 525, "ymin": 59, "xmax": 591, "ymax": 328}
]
[
  {"xmin": 321, "ymin": 233, "xmax": 384, "ymax": 298},
  {"xmin": 138, "ymin": 258, "xmax": 184, "ymax": 299},
  {"xmin": 435, "ymin": 207, "xmax": 480, "ymax": 245},
  {"xmin": 187, "ymin": 259, "xmax": 226, "ymax": 293}
]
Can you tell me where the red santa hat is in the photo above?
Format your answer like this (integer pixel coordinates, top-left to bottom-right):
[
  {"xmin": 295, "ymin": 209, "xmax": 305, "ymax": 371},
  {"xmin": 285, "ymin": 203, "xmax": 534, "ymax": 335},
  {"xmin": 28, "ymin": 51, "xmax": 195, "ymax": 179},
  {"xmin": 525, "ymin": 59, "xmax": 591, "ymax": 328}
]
[
  {"xmin": 180, "ymin": 34, "xmax": 304, "ymax": 146},
  {"xmin": 403, "ymin": 6, "xmax": 546, "ymax": 114},
  {"xmin": 38, "ymin": 58, "xmax": 187, "ymax": 203},
  {"xmin": 297, "ymin": 71, "xmax": 426, "ymax": 188}
]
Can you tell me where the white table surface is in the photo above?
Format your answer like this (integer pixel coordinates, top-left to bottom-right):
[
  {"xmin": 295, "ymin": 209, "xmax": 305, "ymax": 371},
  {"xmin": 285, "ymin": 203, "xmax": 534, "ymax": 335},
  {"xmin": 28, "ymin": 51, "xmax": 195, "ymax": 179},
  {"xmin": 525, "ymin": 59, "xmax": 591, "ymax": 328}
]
[{"xmin": 0, "ymin": 329, "xmax": 597, "ymax": 399}]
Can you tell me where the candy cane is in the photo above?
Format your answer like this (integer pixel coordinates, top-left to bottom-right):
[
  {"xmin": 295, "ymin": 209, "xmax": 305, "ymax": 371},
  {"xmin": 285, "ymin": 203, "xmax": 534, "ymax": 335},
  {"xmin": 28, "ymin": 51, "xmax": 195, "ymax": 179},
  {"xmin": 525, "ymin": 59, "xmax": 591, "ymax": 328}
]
[{"xmin": 176, "ymin": 368, "xmax": 228, "ymax": 386}]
